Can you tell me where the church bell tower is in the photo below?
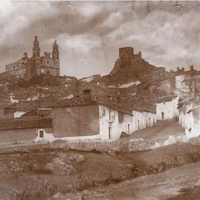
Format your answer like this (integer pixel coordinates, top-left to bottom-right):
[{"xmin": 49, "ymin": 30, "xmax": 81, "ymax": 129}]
[
  {"xmin": 32, "ymin": 35, "xmax": 40, "ymax": 57},
  {"xmin": 52, "ymin": 40, "xmax": 60, "ymax": 69},
  {"xmin": 52, "ymin": 40, "xmax": 59, "ymax": 60}
]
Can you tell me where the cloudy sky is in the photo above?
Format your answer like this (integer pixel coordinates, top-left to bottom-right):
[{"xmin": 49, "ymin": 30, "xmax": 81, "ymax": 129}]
[{"xmin": 0, "ymin": 1, "xmax": 200, "ymax": 78}]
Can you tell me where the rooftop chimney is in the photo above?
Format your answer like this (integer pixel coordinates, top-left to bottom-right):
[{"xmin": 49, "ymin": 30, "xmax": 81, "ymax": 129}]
[
  {"xmin": 177, "ymin": 67, "xmax": 180, "ymax": 71},
  {"xmin": 190, "ymin": 65, "xmax": 194, "ymax": 71},
  {"xmin": 83, "ymin": 89, "xmax": 92, "ymax": 104}
]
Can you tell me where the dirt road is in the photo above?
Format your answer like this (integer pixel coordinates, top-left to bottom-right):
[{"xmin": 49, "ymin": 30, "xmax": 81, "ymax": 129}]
[{"xmin": 85, "ymin": 162, "xmax": 200, "ymax": 200}]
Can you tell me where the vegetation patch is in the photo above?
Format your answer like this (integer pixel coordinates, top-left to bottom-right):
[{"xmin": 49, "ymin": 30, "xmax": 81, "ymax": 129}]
[
  {"xmin": 167, "ymin": 186, "xmax": 200, "ymax": 200},
  {"xmin": 9, "ymin": 178, "xmax": 58, "ymax": 200}
]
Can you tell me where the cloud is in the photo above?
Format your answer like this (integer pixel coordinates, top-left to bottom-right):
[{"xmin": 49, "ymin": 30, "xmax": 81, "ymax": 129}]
[{"xmin": 0, "ymin": 1, "xmax": 200, "ymax": 77}]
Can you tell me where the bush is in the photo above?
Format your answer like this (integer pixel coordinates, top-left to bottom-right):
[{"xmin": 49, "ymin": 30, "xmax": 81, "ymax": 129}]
[
  {"xmin": 188, "ymin": 148, "xmax": 200, "ymax": 162},
  {"xmin": 131, "ymin": 166, "xmax": 147, "ymax": 177},
  {"xmin": 73, "ymin": 175, "xmax": 95, "ymax": 191},
  {"xmin": 149, "ymin": 155, "xmax": 187, "ymax": 174},
  {"xmin": 10, "ymin": 178, "xmax": 58, "ymax": 200},
  {"xmin": 149, "ymin": 160, "xmax": 166, "ymax": 173}
]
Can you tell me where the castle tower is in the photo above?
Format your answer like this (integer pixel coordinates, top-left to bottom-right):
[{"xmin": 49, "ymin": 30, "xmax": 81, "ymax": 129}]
[{"xmin": 32, "ymin": 35, "xmax": 40, "ymax": 57}]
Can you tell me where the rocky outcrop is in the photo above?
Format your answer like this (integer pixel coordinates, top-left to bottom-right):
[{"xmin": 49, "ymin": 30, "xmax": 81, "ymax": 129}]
[
  {"xmin": 109, "ymin": 47, "xmax": 166, "ymax": 84},
  {"xmin": 45, "ymin": 152, "xmax": 84, "ymax": 175}
]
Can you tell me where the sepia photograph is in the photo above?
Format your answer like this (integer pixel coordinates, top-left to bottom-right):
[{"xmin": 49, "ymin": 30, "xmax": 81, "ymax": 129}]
[{"xmin": 0, "ymin": 0, "xmax": 200, "ymax": 199}]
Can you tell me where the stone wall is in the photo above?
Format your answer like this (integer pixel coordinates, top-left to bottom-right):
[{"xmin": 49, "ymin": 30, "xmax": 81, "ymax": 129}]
[{"xmin": 52, "ymin": 104, "xmax": 99, "ymax": 137}]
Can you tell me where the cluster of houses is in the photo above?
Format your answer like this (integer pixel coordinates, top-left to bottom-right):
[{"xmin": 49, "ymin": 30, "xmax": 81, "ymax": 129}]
[
  {"xmin": 0, "ymin": 88, "xmax": 180, "ymax": 144},
  {"xmin": 0, "ymin": 66, "xmax": 200, "ymax": 144},
  {"xmin": 1, "ymin": 44, "xmax": 200, "ymax": 144}
]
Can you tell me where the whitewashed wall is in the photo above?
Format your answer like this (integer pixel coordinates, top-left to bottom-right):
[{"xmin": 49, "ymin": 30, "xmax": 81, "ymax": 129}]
[
  {"xmin": 175, "ymin": 75, "xmax": 185, "ymax": 90},
  {"xmin": 14, "ymin": 111, "xmax": 26, "ymax": 118},
  {"xmin": 99, "ymin": 105, "xmax": 120, "ymax": 141},
  {"xmin": 156, "ymin": 97, "xmax": 179, "ymax": 120}
]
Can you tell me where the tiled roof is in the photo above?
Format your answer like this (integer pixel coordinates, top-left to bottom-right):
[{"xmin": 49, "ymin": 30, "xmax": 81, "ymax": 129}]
[
  {"xmin": 0, "ymin": 118, "xmax": 52, "ymax": 131},
  {"xmin": 51, "ymin": 94, "xmax": 157, "ymax": 115},
  {"xmin": 154, "ymin": 95, "xmax": 178, "ymax": 104},
  {"xmin": 177, "ymin": 97, "xmax": 196, "ymax": 111},
  {"xmin": 52, "ymin": 95, "xmax": 84, "ymax": 107},
  {"xmin": 102, "ymin": 102, "xmax": 133, "ymax": 116},
  {"xmin": 131, "ymin": 100, "xmax": 156, "ymax": 114},
  {"xmin": 20, "ymin": 109, "xmax": 37, "ymax": 117}
]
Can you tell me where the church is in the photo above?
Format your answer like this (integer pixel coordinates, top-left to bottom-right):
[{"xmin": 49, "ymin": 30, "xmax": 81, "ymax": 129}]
[{"xmin": 5, "ymin": 36, "xmax": 60, "ymax": 80}]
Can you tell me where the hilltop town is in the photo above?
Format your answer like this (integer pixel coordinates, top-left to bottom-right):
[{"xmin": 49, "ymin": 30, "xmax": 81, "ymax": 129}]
[
  {"xmin": 2, "ymin": 0, "xmax": 200, "ymax": 198},
  {"xmin": 0, "ymin": 36, "xmax": 198, "ymax": 143},
  {"xmin": 1, "ymin": 36, "xmax": 200, "ymax": 199}
]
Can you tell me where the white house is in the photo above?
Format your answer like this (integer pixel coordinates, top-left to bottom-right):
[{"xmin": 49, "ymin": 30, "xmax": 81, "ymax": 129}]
[
  {"xmin": 178, "ymin": 97, "xmax": 200, "ymax": 137},
  {"xmin": 36, "ymin": 99, "xmax": 157, "ymax": 143},
  {"xmin": 50, "ymin": 99, "xmax": 135, "ymax": 142},
  {"xmin": 132, "ymin": 109, "xmax": 157, "ymax": 131},
  {"xmin": 155, "ymin": 96, "xmax": 179, "ymax": 120},
  {"xmin": 99, "ymin": 103, "xmax": 134, "ymax": 141},
  {"xmin": 175, "ymin": 75, "xmax": 186, "ymax": 91}
]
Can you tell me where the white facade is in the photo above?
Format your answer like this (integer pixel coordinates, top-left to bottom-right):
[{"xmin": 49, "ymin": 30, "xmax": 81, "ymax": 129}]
[
  {"xmin": 36, "ymin": 104, "xmax": 158, "ymax": 143},
  {"xmin": 179, "ymin": 103, "xmax": 200, "ymax": 138},
  {"xmin": 132, "ymin": 110, "xmax": 156, "ymax": 131},
  {"xmin": 156, "ymin": 96, "xmax": 179, "ymax": 120},
  {"xmin": 175, "ymin": 75, "xmax": 192, "ymax": 95},
  {"xmin": 99, "ymin": 105, "xmax": 120, "ymax": 141},
  {"xmin": 175, "ymin": 75, "xmax": 185, "ymax": 90},
  {"xmin": 99, "ymin": 105, "xmax": 157, "ymax": 141},
  {"xmin": 14, "ymin": 111, "xmax": 26, "ymax": 118}
]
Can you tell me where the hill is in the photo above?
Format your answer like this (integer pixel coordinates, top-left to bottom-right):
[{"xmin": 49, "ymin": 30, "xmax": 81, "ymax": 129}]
[{"xmin": 109, "ymin": 47, "xmax": 168, "ymax": 84}]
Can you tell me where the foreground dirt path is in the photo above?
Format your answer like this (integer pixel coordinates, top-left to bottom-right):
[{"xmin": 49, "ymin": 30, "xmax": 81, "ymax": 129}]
[
  {"xmin": 125, "ymin": 119, "xmax": 185, "ymax": 141},
  {"xmin": 85, "ymin": 162, "xmax": 200, "ymax": 200}
]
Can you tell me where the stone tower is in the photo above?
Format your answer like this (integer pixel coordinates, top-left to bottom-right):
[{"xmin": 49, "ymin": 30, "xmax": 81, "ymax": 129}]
[
  {"xmin": 52, "ymin": 40, "xmax": 59, "ymax": 68},
  {"xmin": 118, "ymin": 47, "xmax": 134, "ymax": 69},
  {"xmin": 32, "ymin": 35, "xmax": 40, "ymax": 57}
]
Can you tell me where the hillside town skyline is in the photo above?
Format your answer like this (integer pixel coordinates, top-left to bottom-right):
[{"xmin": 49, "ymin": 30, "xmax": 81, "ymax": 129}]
[
  {"xmin": 2, "ymin": 34, "xmax": 199, "ymax": 80},
  {"xmin": 1, "ymin": 2, "xmax": 200, "ymax": 199},
  {"xmin": 1, "ymin": 1, "xmax": 200, "ymax": 78}
]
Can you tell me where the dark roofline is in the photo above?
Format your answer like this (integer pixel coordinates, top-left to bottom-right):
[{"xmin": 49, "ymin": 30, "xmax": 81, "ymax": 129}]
[
  {"xmin": 131, "ymin": 106, "xmax": 156, "ymax": 114},
  {"xmin": 52, "ymin": 100, "xmax": 134, "ymax": 116},
  {"xmin": 154, "ymin": 95, "xmax": 178, "ymax": 104},
  {"xmin": 51, "ymin": 101, "xmax": 98, "ymax": 108},
  {"xmin": 101, "ymin": 102, "xmax": 133, "ymax": 116}
]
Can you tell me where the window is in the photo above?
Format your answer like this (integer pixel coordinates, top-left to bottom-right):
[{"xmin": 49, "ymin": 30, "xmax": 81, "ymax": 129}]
[
  {"xmin": 102, "ymin": 108, "xmax": 106, "ymax": 117},
  {"xmin": 41, "ymin": 68, "xmax": 44, "ymax": 74},
  {"xmin": 109, "ymin": 111, "xmax": 115, "ymax": 122}
]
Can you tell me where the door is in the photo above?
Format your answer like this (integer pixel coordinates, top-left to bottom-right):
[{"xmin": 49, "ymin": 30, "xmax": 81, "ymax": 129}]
[
  {"xmin": 162, "ymin": 112, "xmax": 164, "ymax": 120},
  {"xmin": 39, "ymin": 130, "xmax": 44, "ymax": 138},
  {"xmin": 109, "ymin": 127, "xmax": 111, "ymax": 139},
  {"xmin": 128, "ymin": 124, "xmax": 130, "ymax": 134}
]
